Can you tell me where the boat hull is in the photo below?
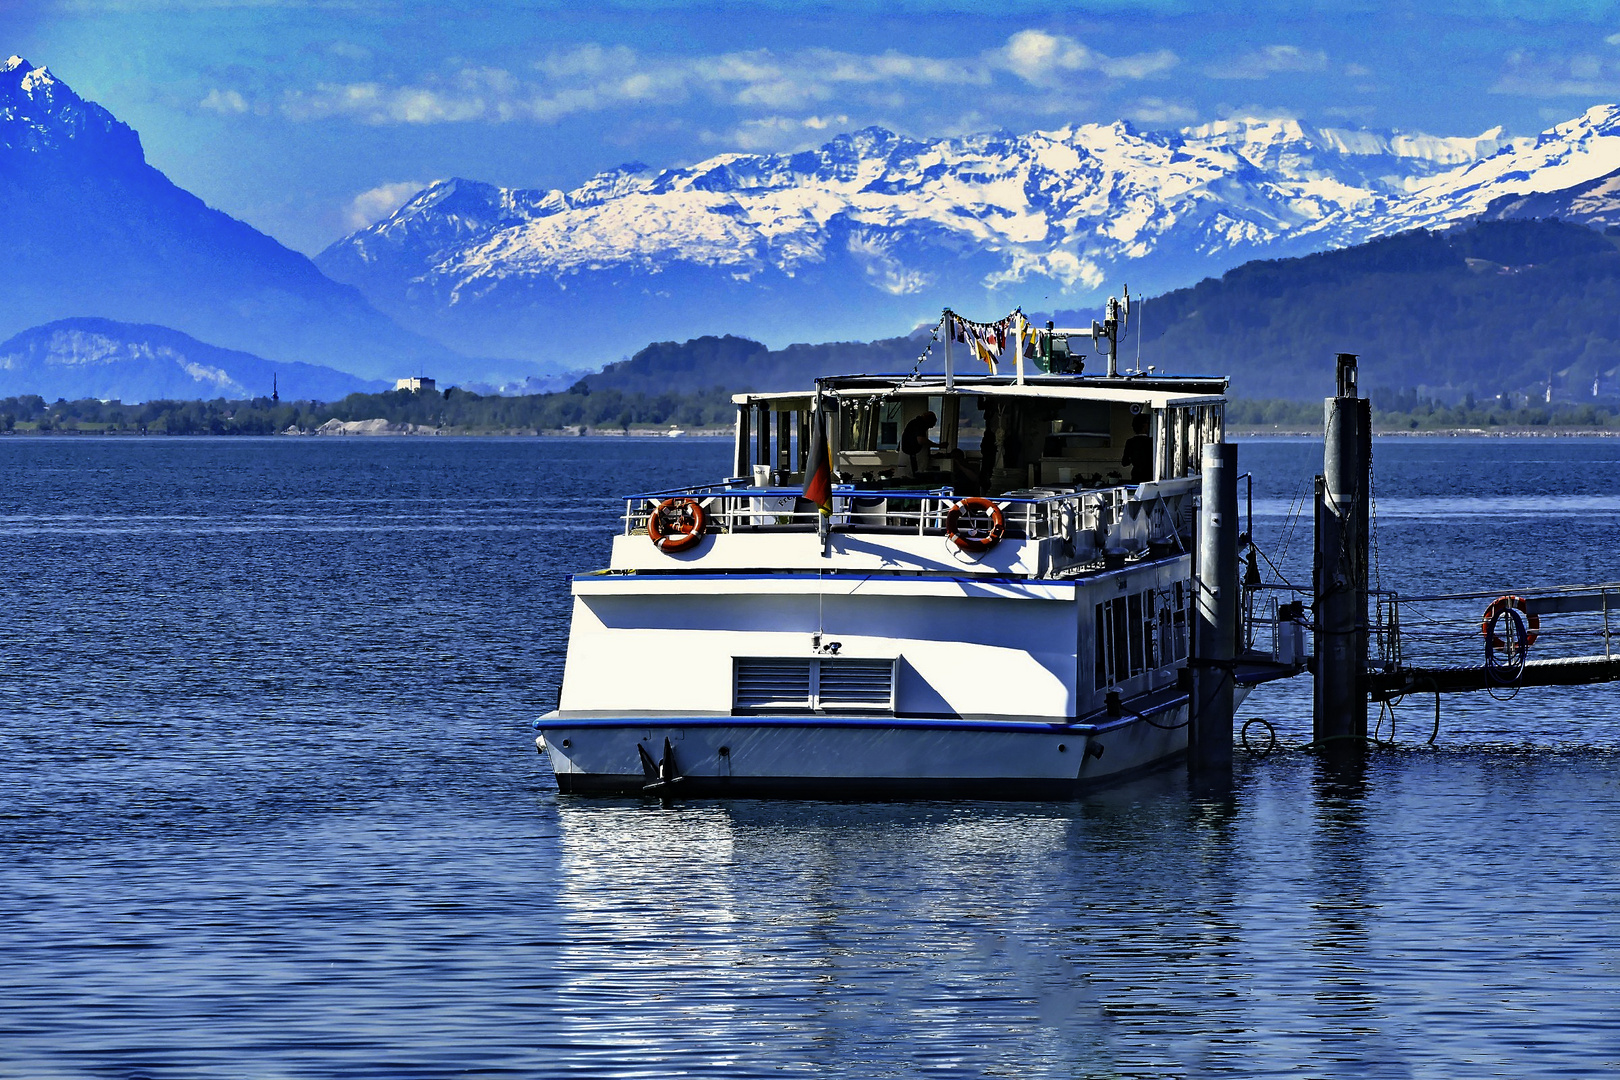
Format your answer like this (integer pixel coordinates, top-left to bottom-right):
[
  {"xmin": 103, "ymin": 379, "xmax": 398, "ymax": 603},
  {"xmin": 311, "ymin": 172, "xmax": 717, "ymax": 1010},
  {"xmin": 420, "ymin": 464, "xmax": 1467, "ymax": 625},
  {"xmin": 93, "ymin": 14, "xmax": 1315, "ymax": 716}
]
[{"xmin": 539, "ymin": 698, "xmax": 1190, "ymax": 800}]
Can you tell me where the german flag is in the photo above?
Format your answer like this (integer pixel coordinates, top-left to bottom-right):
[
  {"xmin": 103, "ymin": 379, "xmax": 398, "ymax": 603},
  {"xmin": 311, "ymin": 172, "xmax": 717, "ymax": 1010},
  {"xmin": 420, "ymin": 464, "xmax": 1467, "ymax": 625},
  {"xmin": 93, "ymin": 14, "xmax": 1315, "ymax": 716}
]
[{"xmin": 802, "ymin": 403, "xmax": 833, "ymax": 514}]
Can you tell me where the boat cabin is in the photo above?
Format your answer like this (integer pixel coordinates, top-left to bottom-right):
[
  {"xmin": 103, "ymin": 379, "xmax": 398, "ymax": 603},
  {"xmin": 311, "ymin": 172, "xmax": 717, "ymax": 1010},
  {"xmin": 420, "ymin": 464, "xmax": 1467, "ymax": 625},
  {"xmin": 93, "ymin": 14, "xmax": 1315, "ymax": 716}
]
[{"xmin": 731, "ymin": 374, "xmax": 1227, "ymax": 496}]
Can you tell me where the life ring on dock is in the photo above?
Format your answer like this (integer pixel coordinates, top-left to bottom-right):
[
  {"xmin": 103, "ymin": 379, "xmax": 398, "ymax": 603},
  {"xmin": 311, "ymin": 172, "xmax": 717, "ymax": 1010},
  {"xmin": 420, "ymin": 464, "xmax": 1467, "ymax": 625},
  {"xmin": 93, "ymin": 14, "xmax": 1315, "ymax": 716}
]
[
  {"xmin": 1482, "ymin": 594, "xmax": 1538, "ymax": 650},
  {"xmin": 944, "ymin": 497, "xmax": 1005, "ymax": 553},
  {"xmin": 647, "ymin": 497, "xmax": 706, "ymax": 553}
]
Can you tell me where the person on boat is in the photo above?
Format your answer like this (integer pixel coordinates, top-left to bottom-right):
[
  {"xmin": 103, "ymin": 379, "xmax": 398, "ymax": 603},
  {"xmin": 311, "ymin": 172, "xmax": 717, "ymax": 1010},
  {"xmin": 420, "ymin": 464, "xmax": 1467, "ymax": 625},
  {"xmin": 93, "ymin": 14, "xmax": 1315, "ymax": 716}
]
[
  {"xmin": 1121, "ymin": 413, "xmax": 1152, "ymax": 484},
  {"xmin": 901, "ymin": 411, "xmax": 939, "ymax": 473}
]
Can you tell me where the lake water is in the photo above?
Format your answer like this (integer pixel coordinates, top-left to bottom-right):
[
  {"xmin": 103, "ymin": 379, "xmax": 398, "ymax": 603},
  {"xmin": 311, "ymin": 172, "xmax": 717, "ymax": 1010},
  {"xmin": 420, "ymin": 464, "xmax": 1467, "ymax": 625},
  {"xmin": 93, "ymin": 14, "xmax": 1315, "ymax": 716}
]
[{"xmin": 1, "ymin": 435, "xmax": 1617, "ymax": 1079}]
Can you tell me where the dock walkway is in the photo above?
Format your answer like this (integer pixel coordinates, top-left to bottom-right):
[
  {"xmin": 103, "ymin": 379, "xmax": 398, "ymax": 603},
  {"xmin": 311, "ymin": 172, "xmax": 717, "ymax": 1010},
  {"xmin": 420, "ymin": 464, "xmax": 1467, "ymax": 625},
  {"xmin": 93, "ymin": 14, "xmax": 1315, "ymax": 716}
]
[{"xmin": 1370, "ymin": 654, "xmax": 1620, "ymax": 701}]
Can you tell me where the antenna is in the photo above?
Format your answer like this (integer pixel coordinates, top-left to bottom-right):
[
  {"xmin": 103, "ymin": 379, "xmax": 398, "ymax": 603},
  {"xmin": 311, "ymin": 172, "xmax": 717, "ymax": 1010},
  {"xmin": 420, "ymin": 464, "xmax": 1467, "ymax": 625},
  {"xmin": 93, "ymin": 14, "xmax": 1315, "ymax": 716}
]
[{"xmin": 1091, "ymin": 284, "xmax": 1129, "ymax": 377}]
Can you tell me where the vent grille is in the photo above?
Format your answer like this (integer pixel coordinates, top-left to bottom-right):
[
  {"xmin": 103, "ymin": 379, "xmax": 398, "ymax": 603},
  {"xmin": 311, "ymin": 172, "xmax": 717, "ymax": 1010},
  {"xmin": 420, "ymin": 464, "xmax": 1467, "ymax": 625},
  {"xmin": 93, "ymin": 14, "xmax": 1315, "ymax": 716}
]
[
  {"xmin": 735, "ymin": 659, "xmax": 812, "ymax": 710},
  {"xmin": 733, "ymin": 657, "xmax": 896, "ymax": 713},
  {"xmin": 817, "ymin": 660, "xmax": 895, "ymax": 709}
]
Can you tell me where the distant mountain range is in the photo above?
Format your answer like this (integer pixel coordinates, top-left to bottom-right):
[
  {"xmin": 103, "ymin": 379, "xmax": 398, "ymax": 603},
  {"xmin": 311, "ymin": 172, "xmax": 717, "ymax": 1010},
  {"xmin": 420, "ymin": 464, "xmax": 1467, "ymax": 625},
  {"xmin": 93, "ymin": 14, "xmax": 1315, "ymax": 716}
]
[
  {"xmin": 0, "ymin": 56, "xmax": 550, "ymax": 391},
  {"xmin": 0, "ymin": 319, "xmax": 386, "ymax": 402},
  {"xmin": 11, "ymin": 49, "xmax": 1620, "ymax": 404},
  {"xmin": 1482, "ymin": 166, "xmax": 1620, "ymax": 230},
  {"xmin": 566, "ymin": 219, "xmax": 1620, "ymax": 403},
  {"xmin": 318, "ymin": 107, "xmax": 1620, "ymax": 363},
  {"xmin": 1133, "ymin": 218, "xmax": 1620, "ymax": 400},
  {"xmin": 577, "ymin": 333, "xmax": 927, "ymax": 395}
]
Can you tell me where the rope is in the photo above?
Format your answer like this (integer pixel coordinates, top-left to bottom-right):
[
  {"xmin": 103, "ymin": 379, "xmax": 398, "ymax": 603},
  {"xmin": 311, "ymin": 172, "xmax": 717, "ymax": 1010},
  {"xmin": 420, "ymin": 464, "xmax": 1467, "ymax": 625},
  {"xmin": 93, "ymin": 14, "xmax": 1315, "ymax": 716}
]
[
  {"xmin": 1275, "ymin": 478, "xmax": 1310, "ymax": 567},
  {"xmin": 1483, "ymin": 605, "xmax": 1527, "ymax": 699},
  {"xmin": 1239, "ymin": 717, "xmax": 1278, "ymax": 757},
  {"xmin": 1249, "ymin": 540, "xmax": 1297, "ymax": 590},
  {"xmin": 1132, "ymin": 705, "xmax": 1190, "ymax": 730}
]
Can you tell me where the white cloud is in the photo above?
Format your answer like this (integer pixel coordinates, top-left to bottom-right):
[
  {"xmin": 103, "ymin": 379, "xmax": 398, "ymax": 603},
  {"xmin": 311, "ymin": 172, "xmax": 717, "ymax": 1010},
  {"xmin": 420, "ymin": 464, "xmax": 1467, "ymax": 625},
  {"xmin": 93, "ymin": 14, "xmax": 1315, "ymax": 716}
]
[
  {"xmin": 536, "ymin": 43, "xmax": 637, "ymax": 80},
  {"xmin": 1124, "ymin": 97, "xmax": 1197, "ymax": 124},
  {"xmin": 1206, "ymin": 45, "xmax": 1330, "ymax": 81},
  {"xmin": 703, "ymin": 114, "xmax": 853, "ymax": 151},
  {"xmin": 1493, "ymin": 49, "xmax": 1620, "ymax": 96},
  {"xmin": 1323, "ymin": 104, "xmax": 1378, "ymax": 122},
  {"xmin": 284, "ymin": 70, "xmax": 515, "ymax": 124},
  {"xmin": 277, "ymin": 32, "xmax": 1172, "ymax": 129},
  {"xmin": 1607, "ymin": 32, "xmax": 1620, "ymax": 46},
  {"xmin": 997, "ymin": 29, "xmax": 1177, "ymax": 85},
  {"xmin": 344, "ymin": 180, "xmax": 431, "ymax": 230},
  {"xmin": 199, "ymin": 87, "xmax": 248, "ymax": 114}
]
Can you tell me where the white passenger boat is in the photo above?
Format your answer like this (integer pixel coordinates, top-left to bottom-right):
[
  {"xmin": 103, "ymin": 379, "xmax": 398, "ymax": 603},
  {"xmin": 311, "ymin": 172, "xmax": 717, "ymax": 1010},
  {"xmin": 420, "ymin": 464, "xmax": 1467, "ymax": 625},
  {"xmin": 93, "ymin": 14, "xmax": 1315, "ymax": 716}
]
[{"xmin": 538, "ymin": 305, "xmax": 1240, "ymax": 797}]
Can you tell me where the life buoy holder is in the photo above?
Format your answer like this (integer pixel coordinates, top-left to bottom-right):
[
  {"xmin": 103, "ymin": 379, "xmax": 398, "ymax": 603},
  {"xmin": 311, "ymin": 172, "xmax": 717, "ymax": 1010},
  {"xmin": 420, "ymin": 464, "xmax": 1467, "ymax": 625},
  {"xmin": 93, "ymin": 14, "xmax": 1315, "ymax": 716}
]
[
  {"xmin": 1482, "ymin": 594, "xmax": 1539, "ymax": 650},
  {"xmin": 647, "ymin": 497, "xmax": 706, "ymax": 553},
  {"xmin": 944, "ymin": 497, "xmax": 1005, "ymax": 553}
]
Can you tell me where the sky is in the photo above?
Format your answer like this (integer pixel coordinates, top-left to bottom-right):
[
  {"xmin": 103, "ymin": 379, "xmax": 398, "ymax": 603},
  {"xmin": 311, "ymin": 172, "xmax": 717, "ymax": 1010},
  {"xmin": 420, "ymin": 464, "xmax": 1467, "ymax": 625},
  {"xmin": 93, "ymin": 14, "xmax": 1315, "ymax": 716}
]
[{"xmin": 9, "ymin": 0, "xmax": 1620, "ymax": 255}]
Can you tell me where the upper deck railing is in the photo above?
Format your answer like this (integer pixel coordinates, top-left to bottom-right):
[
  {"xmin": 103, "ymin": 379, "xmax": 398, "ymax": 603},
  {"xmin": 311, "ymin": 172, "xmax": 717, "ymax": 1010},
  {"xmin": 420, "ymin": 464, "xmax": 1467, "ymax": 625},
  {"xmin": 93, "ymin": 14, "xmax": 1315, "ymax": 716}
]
[{"xmin": 618, "ymin": 476, "xmax": 1200, "ymax": 573}]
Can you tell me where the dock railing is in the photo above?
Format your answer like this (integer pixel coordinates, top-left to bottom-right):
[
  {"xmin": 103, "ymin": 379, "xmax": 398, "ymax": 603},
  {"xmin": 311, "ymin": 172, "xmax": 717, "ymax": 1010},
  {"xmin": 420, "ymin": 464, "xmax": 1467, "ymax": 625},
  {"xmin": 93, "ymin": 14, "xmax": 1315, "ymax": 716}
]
[{"xmin": 1375, "ymin": 583, "xmax": 1620, "ymax": 675}]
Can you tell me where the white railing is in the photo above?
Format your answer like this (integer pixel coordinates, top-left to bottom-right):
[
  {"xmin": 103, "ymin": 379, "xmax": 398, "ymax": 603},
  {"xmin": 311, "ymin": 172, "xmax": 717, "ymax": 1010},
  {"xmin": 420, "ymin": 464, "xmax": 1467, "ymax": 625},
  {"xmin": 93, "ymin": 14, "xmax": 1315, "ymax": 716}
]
[{"xmin": 621, "ymin": 477, "xmax": 1198, "ymax": 568}]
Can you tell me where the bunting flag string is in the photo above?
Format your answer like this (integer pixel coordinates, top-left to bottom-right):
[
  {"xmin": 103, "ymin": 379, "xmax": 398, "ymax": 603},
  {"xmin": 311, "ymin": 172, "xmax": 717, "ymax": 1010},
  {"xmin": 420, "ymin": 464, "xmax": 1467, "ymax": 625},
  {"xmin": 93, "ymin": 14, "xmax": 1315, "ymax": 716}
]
[{"xmin": 942, "ymin": 306, "xmax": 1049, "ymax": 374}]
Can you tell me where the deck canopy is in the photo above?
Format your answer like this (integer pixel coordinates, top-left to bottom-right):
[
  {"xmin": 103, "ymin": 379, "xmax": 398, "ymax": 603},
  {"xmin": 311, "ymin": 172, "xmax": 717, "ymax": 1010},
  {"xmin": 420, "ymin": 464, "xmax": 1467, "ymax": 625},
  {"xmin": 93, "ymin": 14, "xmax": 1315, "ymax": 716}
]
[{"xmin": 730, "ymin": 372, "xmax": 1229, "ymax": 497}]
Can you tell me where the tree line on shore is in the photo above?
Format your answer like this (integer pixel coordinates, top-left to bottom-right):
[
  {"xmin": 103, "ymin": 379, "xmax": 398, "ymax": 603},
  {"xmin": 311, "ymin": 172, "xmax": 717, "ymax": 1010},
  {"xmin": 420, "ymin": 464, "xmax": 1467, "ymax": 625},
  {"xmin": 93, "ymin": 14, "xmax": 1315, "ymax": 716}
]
[
  {"xmin": 0, "ymin": 386, "xmax": 738, "ymax": 435},
  {"xmin": 1, "ymin": 384, "xmax": 1617, "ymax": 436}
]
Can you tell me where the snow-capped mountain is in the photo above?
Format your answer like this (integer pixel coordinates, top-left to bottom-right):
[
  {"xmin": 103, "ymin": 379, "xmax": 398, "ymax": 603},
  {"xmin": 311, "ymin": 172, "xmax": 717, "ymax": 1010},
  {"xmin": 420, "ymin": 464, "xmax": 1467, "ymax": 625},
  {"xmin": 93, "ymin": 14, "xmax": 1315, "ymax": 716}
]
[
  {"xmin": 0, "ymin": 56, "xmax": 494, "ymax": 383},
  {"xmin": 0, "ymin": 318, "xmax": 386, "ymax": 402},
  {"xmin": 317, "ymin": 111, "xmax": 1620, "ymax": 362},
  {"xmin": 1482, "ymin": 165, "xmax": 1620, "ymax": 230}
]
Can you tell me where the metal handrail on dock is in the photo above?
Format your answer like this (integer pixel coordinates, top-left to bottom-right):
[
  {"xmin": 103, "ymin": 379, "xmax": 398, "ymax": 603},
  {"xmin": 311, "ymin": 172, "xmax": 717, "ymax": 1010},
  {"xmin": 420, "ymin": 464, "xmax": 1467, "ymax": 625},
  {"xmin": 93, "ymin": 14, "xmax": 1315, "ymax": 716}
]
[{"xmin": 1370, "ymin": 583, "xmax": 1620, "ymax": 699}]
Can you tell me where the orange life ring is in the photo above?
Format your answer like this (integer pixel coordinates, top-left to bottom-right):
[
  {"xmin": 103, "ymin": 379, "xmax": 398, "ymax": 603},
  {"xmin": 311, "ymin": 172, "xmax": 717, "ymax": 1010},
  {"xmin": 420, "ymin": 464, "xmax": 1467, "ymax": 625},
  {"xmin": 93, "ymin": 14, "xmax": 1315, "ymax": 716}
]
[
  {"xmin": 647, "ymin": 497, "xmax": 706, "ymax": 553},
  {"xmin": 1482, "ymin": 594, "xmax": 1539, "ymax": 650},
  {"xmin": 944, "ymin": 497, "xmax": 1005, "ymax": 553}
]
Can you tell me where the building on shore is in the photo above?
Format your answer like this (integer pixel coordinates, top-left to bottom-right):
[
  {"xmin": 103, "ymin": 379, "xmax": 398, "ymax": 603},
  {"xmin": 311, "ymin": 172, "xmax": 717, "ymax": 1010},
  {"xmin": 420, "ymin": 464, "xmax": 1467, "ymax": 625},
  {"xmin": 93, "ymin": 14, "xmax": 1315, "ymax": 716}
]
[{"xmin": 395, "ymin": 376, "xmax": 437, "ymax": 394}]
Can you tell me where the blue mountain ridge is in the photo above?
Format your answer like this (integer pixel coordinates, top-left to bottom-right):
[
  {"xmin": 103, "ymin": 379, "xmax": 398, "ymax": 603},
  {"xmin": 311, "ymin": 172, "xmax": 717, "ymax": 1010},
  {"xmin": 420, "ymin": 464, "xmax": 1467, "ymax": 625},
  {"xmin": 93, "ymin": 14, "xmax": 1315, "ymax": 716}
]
[
  {"xmin": 0, "ymin": 56, "xmax": 546, "ymax": 388},
  {"xmin": 0, "ymin": 318, "xmax": 388, "ymax": 402}
]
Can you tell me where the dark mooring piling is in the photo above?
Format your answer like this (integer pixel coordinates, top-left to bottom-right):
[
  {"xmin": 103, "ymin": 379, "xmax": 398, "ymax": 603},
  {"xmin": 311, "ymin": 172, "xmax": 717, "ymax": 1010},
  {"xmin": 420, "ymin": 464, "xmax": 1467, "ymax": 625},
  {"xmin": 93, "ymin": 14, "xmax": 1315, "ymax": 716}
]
[
  {"xmin": 1191, "ymin": 441, "xmax": 1239, "ymax": 775},
  {"xmin": 1314, "ymin": 353, "xmax": 1371, "ymax": 749}
]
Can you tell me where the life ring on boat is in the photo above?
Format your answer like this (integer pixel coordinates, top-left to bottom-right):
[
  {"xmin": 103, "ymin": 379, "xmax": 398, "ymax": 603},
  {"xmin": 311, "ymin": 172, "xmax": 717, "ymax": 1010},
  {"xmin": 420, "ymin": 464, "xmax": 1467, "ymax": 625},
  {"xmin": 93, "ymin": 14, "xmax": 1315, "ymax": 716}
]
[
  {"xmin": 647, "ymin": 497, "xmax": 706, "ymax": 553},
  {"xmin": 944, "ymin": 497, "xmax": 1005, "ymax": 553},
  {"xmin": 1482, "ymin": 594, "xmax": 1538, "ymax": 650}
]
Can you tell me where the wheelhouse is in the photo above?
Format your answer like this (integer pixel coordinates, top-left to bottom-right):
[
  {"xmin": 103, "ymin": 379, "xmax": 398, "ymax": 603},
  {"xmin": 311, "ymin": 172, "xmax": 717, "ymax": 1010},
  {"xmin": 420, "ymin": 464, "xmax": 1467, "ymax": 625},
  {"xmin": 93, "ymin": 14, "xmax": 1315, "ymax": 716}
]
[{"xmin": 731, "ymin": 374, "xmax": 1227, "ymax": 496}]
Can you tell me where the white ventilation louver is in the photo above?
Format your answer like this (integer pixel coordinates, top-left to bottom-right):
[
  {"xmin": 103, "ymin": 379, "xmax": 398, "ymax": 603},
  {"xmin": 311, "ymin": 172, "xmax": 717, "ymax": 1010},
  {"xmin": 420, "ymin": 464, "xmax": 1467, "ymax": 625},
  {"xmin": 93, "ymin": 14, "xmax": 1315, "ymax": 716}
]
[
  {"xmin": 734, "ymin": 659, "xmax": 813, "ymax": 710},
  {"xmin": 816, "ymin": 660, "xmax": 895, "ymax": 709},
  {"xmin": 734, "ymin": 658, "xmax": 895, "ymax": 713}
]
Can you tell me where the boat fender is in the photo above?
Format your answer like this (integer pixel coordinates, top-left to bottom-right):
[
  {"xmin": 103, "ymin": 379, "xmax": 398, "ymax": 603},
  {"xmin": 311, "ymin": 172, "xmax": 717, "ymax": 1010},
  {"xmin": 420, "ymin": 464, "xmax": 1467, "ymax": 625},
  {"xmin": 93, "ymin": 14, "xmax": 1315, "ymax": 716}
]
[
  {"xmin": 1085, "ymin": 741, "xmax": 1105, "ymax": 760},
  {"xmin": 534, "ymin": 735, "xmax": 546, "ymax": 755},
  {"xmin": 944, "ymin": 497, "xmax": 1005, "ymax": 553},
  {"xmin": 1482, "ymin": 594, "xmax": 1539, "ymax": 651},
  {"xmin": 647, "ymin": 497, "xmax": 707, "ymax": 553}
]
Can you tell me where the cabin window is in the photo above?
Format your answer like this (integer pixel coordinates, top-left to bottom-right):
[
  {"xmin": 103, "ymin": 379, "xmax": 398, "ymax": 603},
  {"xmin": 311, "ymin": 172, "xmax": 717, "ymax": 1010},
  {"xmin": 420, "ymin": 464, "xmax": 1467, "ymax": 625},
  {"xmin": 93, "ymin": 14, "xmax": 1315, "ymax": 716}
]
[
  {"xmin": 876, "ymin": 402, "xmax": 904, "ymax": 450},
  {"xmin": 734, "ymin": 657, "xmax": 896, "ymax": 713},
  {"xmin": 1094, "ymin": 583, "xmax": 1192, "ymax": 691}
]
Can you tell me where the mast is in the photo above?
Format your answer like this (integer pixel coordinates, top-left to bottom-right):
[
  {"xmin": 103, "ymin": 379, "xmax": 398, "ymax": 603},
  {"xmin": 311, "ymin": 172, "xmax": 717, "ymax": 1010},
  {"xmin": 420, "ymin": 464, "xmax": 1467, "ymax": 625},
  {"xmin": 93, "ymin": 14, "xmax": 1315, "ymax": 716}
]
[{"xmin": 1092, "ymin": 285, "xmax": 1129, "ymax": 377}]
